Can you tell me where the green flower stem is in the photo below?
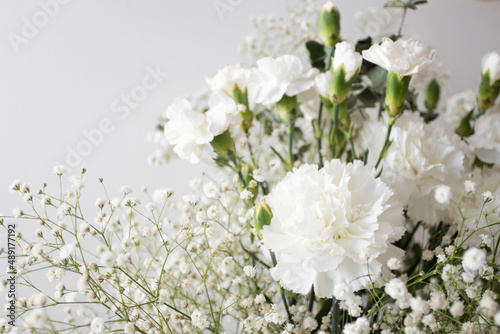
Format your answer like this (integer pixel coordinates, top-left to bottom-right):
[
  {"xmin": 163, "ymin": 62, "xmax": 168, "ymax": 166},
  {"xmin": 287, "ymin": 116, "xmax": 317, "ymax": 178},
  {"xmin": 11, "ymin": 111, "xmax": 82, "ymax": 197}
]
[
  {"xmin": 325, "ymin": 46, "xmax": 335, "ymax": 71},
  {"xmin": 270, "ymin": 251, "xmax": 293, "ymax": 323},
  {"xmin": 329, "ymin": 103, "xmax": 340, "ymax": 159},
  {"xmin": 316, "ymin": 102, "xmax": 325, "ymax": 168},
  {"xmin": 331, "ymin": 297, "xmax": 341, "ymax": 334},
  {"xmin": 287, "ymin": 123, "xmax": 295, "ymax": 169},
  {"xmin": 375, "ymin": 116, "xmax": 397, "ymax": 170},
  {"xmin": 308, "ymin": 286, "xmax": 316, "ymax": 312}
]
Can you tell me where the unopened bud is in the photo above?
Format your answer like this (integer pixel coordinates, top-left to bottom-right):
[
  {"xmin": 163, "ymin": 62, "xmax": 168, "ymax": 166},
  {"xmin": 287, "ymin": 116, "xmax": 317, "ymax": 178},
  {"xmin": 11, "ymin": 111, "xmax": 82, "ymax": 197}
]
[
  {"xmin": 254, "ymin": 199, "xmax": 273, "ymax": 239},
  {"xmin": 385, "ymin": 72, "xmax": 411, "ymax": 117},
  {"xmin": 424, "ymin": 79, "xmax": 440, "ymax": 111},
  {"xmin": 276, "ymin": 95, "xmax": 298, "ymax": 127},
  {"xmin": 317, "ymin": 2, "xmax": 340, "ymax": 48}
]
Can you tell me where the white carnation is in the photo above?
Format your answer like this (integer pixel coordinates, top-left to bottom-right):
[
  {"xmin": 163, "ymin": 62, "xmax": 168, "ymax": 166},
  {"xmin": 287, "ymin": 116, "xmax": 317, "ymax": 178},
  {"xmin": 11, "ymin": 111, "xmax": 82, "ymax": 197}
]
[
  {"xmin": 206, "ymin": 64, "xmax": 254, "ymax": 95},
  {"xmin": 468, "ymin": 110, "xmax": 500, "ymax": 164},
  {"xmin": 333, "ymin": 42, "xmax": 363, "ymax": 81},
  {"xmin": 261, "ymin": 160, "xmax": 405, "ymax": 296},
  {"xmin": 362, "ymin": 38, "xmax": 434, "ymax": 76},
  {"xmin": 249, "ymin": 54, "xmax": 319, "ymax": 106},
  {"xmin": 360, "ymin": 112, "xmax": 465, "ymax": 224},
  {"xmin": 164, "ymin": 94, "xmax": 238, "ymax": 163}
]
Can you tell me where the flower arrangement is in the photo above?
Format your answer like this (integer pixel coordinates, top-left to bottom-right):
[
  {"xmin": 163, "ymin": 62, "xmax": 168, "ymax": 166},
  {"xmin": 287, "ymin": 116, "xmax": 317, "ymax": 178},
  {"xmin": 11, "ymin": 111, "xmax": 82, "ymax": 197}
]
[{"xmin": 3, "ymin": 1, "xmax": 500, "ymax": 333}]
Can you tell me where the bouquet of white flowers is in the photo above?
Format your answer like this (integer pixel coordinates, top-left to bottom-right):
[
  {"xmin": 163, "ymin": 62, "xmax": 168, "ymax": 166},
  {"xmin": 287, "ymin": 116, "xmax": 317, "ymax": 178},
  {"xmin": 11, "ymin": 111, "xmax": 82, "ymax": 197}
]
[{"xmin": 3, "ymin": 1, "xmax": 500, "ymax": 333}]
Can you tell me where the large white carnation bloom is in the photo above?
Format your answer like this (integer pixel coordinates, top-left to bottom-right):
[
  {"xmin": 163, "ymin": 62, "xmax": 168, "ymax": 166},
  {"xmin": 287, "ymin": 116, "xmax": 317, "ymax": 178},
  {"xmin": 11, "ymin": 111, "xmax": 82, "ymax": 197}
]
[
  {"xmin": 333, "ymin": 41, "xmax": 363, "ymax": 81},
  {"xmin": 468, "ymin": 110, "xmax": 500, "ymax": 164},
  {"xmin": 261, "ymin": 160, "xmax": 405, "ymax": 296},
  {"xmin": 205, "ymin": 64, "xmax": 254, "ymax": 95},
  {"xmin": 249, "ymin": 54, "xmax": 319, "ymax": 106},
  {"xmin": 360, "ymin": 112, "xmax": 466, "ymax": 224},
  {"xmin": 482, "ymin": 51, "xmax": 500, "ymax": 85},
  {"xmin": 362, "ymin": 38, "xmax": 434, "ymax": 76},
  {"xmin": 164, "ymin": 94, "xmax": 238, "ymax": 163}
]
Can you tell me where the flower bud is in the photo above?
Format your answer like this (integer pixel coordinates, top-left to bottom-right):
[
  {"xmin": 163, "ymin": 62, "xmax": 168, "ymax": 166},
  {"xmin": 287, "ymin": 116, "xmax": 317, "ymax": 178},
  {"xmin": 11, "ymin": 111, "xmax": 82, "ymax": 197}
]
[
  {"xmin": 317, "ymin": 2, "xmax": 340, "ymax": 48},
  {"xmin": 424, "ymin": 79, "xmax": 440, "ymax": 111},
  {"xmin": 210, "ymin": 129, "xmax": 236, "ymax": 157},
  {"xmin": 478, "ymin": 71, "xmax": 500, "ymax": 112},
  {"xmin": 455, "ymin": 111, "xmax": 474, "ymax": 138},
  {"xmin": 232, "ymin": 86, "xmax": 253, "ymax": 133},
  {"xmin": 385, "ymin": 72, "xmax": 411, "ymax": 117},
  {"xmin": 329, "ymin": 127, "xmax": 345, "ymax": 149},
  {"xmin": 328, "ymin": 42, "xmax": 362, "ymax": 104},
  {"xmin": 254, "ymin": 198, "xmax": 273, "ymax": 239},
  {"xmin": 276, "ymin": 94, "xmax": 298, "ymax": 127}
]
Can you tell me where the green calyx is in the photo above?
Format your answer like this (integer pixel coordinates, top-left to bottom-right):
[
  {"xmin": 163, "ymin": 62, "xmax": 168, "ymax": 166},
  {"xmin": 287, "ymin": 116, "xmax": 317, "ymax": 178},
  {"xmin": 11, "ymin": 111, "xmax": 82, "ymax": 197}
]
[
  {"xmin": 276, "ymin": 94, "xmax": 298, "ymax": 126},
  {"xmin": 317, "ymin": 6, "xmax": 340, "ymax": 48},
  {"xmin": 253, "ymin": 199, "xmax": 273, "ymax": 239},
  {"xmin": 385, "ymin": 72, "xmax": 411, "ymax": 117},
  {"xmin": 329, "ymin": 65, "xmax": 358, "ymax": 105},
  {"xmin": 424, "ymin": 78, "xmax": 440, "ymax": 111},
  {"xmin": 478, "ymin": 71, "xmax": 500, "ymax": 112},
  {"xmin": 210, "ymin": 129, "xmax": 236, "ymax": 157},
  {"xmin": 232, "ymin": 86, "xmax": 253, "ymax": 133}
]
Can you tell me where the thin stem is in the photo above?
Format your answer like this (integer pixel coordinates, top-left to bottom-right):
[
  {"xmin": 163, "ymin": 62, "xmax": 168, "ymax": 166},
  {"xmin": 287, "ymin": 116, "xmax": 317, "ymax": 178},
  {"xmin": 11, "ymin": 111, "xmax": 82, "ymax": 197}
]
[
  {"xmin": 270, "ymin": 251, "xmax": 292, "ymax": 323},
  {"xmin": 375, "ymin": 117, "xmax": 396, "ymax": 170},
  {"xmin": 329, "ymin": 104, "xmax": 340, "ymax": 159},
  {"xmin": 331, "ymin": 297, "xmax": 341, "ymax": 334},
  {"xmin": 397, "ymin": 7, "xmax": 408, "ymax": 37},
  {"xmin": 317, "ymin": 102, "xmax": 324, "ymax": 168},
  {"xmin": 307, "ymin": 286, "xmax": 315, "ymax": 312},
  {"xmin": 324, "ymin": 46, "xmax": 335, "ymax": 71},
  {"xmin": 287, "ymin": 125, "xmax": 294, "ymax": 168}
]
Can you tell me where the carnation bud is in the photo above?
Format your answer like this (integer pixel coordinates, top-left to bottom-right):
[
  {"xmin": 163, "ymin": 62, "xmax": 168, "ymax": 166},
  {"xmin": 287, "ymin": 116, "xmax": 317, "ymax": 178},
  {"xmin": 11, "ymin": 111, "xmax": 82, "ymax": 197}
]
[
  {"xmin": 232, "ymin": 86, "xmax": 253, "ymax": 133},
  {"xmin": 385, "ymin": 72, "xmax": 411, "ymax": 117},
  {"xmin": 424, "ymin": 79, "xmax": 440, "ymax": 111},
  {"xmin": 329, "ymin": 127, "xmax": 345, "ymax": 148},
  {"xmin": 329, "ymin": 64, "xmax": 354, "ymax": 104},
  {"xmin": 477, "ymin": 71, "xmax": 500, "ymax": 111},
  {"xmin": 317, "ymin": 2, "xmax": 340, "ymax": 48},
  {"xmin": 276, "ymin": 94, "xmax": 298, "ymax": 128},
  {"xmin": 329, "ymin": 42, "xmax": 362, "ymax": 104},
  {"xmin": 210, "ymin": 129, "xmax": 236, "ymax": 157},
  {"xmin": 253, "ymin": 199, "xmax": 273, "ymax": 239},
  {"xmin": 455, "ymin": 110, "xmax": 474, "ymax": 137}
]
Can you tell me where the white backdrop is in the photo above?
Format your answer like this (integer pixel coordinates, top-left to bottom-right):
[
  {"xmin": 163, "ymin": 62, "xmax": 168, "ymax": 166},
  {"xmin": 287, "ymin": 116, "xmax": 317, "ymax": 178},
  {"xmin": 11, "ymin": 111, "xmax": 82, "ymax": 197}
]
[{"xmin": 1, "ymin": 0, "xmax": 500, "ymax": 214}]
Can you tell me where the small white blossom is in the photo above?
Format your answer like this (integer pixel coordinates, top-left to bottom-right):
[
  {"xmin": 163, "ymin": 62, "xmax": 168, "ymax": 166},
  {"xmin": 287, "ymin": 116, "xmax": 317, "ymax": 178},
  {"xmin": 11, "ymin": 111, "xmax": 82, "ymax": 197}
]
[{"xmin": 462, "ymin": 247, "xmax": 486, "ymax": 273}]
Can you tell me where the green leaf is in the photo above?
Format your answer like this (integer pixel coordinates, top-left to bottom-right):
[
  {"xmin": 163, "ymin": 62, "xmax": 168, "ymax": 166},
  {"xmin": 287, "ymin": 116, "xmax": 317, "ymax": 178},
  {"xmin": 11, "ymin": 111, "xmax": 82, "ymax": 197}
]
[
  {"xmin": 357, "ymin": 88, "xmax": 380, "ymax": 107},
  {"xmin": 345, "ymin": 95, "xmax": 357, "ymax": 110},
  {"xmin": 314, "ymin": 298, "xmax": 333, "ymax": 324},
  {"xmin": 384, "ymin": 0, "xmax": 406, "ymax": 8},
  {"xmin": 305, "ymin": 40, "xmax": 326, "ymax": 70},
  {"xmin": 355, "ymin": 37, "xmax": 372, "ymax": 53},
  {"xmin": 298, "ymin": 144, "xmax": 312, "ymax": 156},
  {"xmin": 368, "ymin": 66, "xmax": 388, "ymax": 91}
]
